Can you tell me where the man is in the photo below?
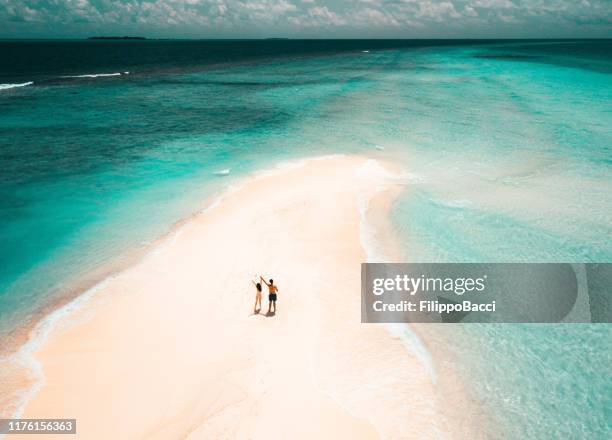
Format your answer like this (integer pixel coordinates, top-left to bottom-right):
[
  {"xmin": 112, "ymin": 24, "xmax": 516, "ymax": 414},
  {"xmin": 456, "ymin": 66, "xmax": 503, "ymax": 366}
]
[{"xmin": 260, "ymin": 276, "xmax": 278, "ymax": 314}]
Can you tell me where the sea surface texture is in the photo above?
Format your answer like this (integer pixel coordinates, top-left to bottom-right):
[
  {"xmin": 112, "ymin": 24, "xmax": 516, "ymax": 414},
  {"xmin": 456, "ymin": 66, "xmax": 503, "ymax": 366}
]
[{"xmin": 1, "ymin": 39, "xmax": 611, "ymax": 438}]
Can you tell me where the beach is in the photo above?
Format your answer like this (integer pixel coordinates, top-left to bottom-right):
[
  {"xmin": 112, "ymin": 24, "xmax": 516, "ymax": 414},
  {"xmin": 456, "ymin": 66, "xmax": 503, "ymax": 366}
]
[
  {"xmin": 1, "ymin": 39, "xmax": 610, "ymax": 440},
  {"xmin": 5, "ymin": 155, "xmax": 462, "ymax": 439}
]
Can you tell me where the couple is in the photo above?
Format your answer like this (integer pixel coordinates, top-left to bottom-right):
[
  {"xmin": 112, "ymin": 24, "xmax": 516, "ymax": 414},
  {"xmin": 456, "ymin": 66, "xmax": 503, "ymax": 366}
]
[{"xmin": 252, "ymin": 276, "xmax": 278, "ymax": 315}]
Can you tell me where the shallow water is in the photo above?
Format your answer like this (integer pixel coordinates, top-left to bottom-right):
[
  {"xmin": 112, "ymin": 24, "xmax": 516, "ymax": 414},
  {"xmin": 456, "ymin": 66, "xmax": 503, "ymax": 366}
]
[{"xmin": 1, "ymin": 39, "xmax": 610, "ymax": 437}]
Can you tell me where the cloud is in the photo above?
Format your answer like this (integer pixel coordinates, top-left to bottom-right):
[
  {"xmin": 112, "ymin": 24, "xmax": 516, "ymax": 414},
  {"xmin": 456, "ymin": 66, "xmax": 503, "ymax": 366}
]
[
  {"xmin": 353, "ymin": 8, "xmax": 400, "ymax": 26},
  {"xmin": 307, "ymin": 6, "xmax": 346, "ymax": 25},
  {"xmin": 0, "ymin": 0, "xmax": 610, "ymax": 37},
  {"xmin": 416, "ymin": 1, "xmax": 462, "ymax": 21}
]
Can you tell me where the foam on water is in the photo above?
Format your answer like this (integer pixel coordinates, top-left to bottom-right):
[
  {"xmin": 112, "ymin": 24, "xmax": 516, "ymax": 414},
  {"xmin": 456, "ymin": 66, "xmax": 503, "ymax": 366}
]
[
  {"xmin": 0, "ymin": 82, "xmax": 33, "ymax": 91},
  {"xmin": 62, "ymin": 72, "xmax": 125, "ymax": 78},
  {"xmin": 356, "ymin": 160, "xmax": 438, "ymax": 384},
  {"xmin": 213, "ymin": 168, "xmax": 231, "ymax": 176}
]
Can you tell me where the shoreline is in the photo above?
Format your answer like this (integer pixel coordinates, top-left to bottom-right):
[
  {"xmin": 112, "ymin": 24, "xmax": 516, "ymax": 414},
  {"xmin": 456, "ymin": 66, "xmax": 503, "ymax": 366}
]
[
  {"xmin": 0, "ymin": 155, "xmax": 342, "ymax": 418},
  {"xmin": 357, "ymin": 172, "xmax": 486, "ymax": 439},
  {"xmin": 0, "ymin": 173, "xmax": 245, "ymax": 419},
  {"xmin": 1, "ymin": 154, "xmax": 476, "ymax": 439}
]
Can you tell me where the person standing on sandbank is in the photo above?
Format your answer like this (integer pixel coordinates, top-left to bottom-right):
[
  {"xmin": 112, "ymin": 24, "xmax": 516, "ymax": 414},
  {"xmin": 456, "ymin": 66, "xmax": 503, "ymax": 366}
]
[
  {"xmin": 251, "ymin": 280, "xmax": 263, "ymax": 314},
  {"xmin": 260, "ymin": 276, "xmax": 278, "ymax": 314}
]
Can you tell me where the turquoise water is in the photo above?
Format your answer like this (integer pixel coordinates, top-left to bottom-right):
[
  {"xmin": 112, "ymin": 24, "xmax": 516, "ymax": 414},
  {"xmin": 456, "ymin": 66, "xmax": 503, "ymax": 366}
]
[
  {"xmin": 385, "ymin": 43, "xmax": 612, "ymax": 438},
  {"xmin": 1, "ymin": 40, "xmax": 610, "ymax": 437},
  {"xmin": 390, "ymin": 44, "xmax": 611, "ymax": 263},
  {"xmin": 435, "ymin": 324, "xmax": 612, "ymax": 438}
]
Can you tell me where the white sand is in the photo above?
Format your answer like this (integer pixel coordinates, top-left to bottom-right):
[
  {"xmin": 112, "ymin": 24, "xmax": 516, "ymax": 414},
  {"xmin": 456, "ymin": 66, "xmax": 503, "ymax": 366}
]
[{"xmin": 11, "ymin": 155, "xmax": 464, "ymax": 439}]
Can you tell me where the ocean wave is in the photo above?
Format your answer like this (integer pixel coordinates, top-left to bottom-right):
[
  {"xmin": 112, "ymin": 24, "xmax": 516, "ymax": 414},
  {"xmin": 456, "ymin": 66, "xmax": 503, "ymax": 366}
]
[
  {"xmin": 62, "ymin": 72, "xmax": 128, "ymax": 79},
  {"xmin": 0, "ymin": 81, "xmax": 34, "ymax": 91},
  {"xmin": 213, "ymin": 168, "xmax": 231, "ymax": 176},
  {"xmin": 2, "ymin": 277, "xmax": 113, "ymax": 420},
  {"xmin": 357, "ymin": 162, "xmax": 438, "ymax": 384}
]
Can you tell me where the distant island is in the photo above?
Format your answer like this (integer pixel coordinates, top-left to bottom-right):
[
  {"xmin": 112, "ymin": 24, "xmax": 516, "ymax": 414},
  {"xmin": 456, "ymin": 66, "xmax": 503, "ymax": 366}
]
[{"xmin": 88, "ymin": 36, "xmax": 147, "ymax": 40}]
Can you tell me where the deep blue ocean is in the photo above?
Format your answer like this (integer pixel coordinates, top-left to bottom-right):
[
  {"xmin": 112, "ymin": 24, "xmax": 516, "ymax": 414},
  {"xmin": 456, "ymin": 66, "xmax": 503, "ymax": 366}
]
[{"xmin": 1, "ymin": 39, "xmax": 611, "ymax": 437}]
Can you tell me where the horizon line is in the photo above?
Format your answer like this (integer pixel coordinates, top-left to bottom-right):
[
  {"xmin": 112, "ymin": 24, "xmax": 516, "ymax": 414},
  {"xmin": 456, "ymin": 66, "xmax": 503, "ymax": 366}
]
[{"xmin": 1, "ymin": 37, "xmax": 611, "ymax": 41}]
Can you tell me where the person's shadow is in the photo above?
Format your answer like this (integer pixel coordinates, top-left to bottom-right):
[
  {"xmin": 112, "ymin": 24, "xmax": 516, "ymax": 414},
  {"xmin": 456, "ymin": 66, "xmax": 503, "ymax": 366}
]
[{"xmin": 249, "ymin": 309, "xmax": 275, "ymax": 318}]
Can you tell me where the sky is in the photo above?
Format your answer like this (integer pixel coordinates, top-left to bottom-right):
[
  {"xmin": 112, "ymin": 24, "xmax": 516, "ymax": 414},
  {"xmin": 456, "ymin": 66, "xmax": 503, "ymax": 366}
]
[{"xmin": 0, "ymin": 0, "xmax": 610, "ymax": 39}]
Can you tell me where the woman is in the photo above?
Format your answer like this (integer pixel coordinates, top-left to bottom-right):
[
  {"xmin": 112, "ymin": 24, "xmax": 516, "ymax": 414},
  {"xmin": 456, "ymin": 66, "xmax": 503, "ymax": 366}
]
[{"xmin": 251, "ymin": 280, "xmax": 263, "ymax": 313}]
